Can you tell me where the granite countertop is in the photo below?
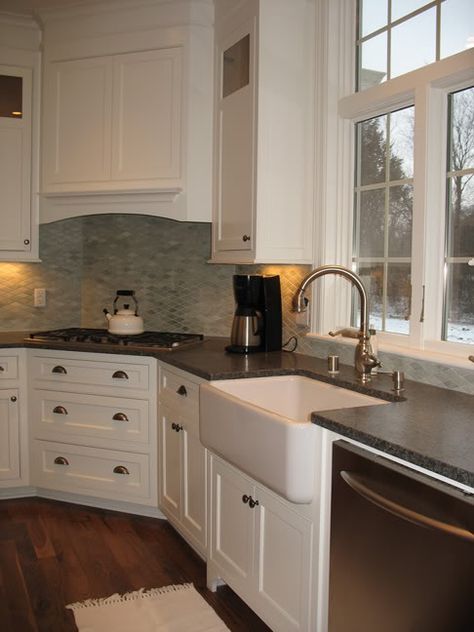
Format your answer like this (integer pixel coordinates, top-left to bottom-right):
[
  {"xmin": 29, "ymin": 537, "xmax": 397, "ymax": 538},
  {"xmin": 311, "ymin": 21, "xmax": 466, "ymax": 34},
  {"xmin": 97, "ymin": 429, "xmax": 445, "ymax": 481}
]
[{"xmin": 2, "ymin": 332, "xmax": 473, "ymax": 487}]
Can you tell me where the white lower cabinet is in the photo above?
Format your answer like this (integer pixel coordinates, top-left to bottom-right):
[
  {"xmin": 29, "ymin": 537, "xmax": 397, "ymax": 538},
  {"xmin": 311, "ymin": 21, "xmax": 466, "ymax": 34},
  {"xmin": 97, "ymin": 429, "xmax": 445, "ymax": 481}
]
[
  {"xmin": 33, "ymin": 440, "xmax": 151, "ymax": 503},
  {"xmin": 158, "ymin": 366, "xmax": 207, "ymax": 557},
  {"xmin": 0, "ymin": 350, "xmax": 28, "ymax": 489},
  {"xmin": 0, "ymin": 389, "xmax": 20, "ymax": 482},
  {"xmin": 29, "ymin": 350, "xmax": 157, "ymax": 509},
  {"xmin": 208, "ymin": 454, "xmax": 313, "ymax": 632}
]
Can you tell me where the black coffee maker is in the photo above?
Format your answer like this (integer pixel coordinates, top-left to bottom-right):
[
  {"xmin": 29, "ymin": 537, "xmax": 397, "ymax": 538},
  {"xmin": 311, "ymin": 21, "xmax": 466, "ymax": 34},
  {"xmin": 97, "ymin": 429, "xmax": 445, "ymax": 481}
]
[{"xmin": 226, "ymin": 274, "xmax": 282, "ymax": 353}]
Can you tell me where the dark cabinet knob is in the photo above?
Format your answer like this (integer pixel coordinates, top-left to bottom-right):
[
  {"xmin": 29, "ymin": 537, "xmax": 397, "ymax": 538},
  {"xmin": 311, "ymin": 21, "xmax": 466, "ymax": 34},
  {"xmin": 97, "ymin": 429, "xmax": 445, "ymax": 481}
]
[
  {"xmin": 53, "ymin": 405, "xmax": 68, "ymax": 415},
  {"xmin": 176, "ymin": 385, "xmax": 187, "ymax": 396},
  {"xmin": 10, "ymin": 396, "xmax": 17, "ymax": 402},
  {"xmin": 0, "ymin": 366, "xmax": 4, "ymax": 372},
  {"xmin": 248, "ymin": 497, "xmax": 259, "ymax": 509},
  {"xmin": 54, "ymin": 456, "xmax": 69, "ymax": 466},
  {"xmin": 112, "ymin": 370, "xmax": 129, "ymax": 380},
  {"xmin": 52, "ymin": 365, "xmax": 67, "ymax": 374},
  {"xmin": 113, "ymin": 465, "xmax": 130, "ymax": 475},
  {"xmin": 113, "ymin": 412, "xmax": 129, "ymax": 422},
  {"xmin": 171, "ymin": 422, "xmax": 183, "ymax": 432},
  {"xmin": 242, "ymin": 494, "xmax": 250, "ymax": 504},
  {"xmin": 24, "ymin": 239, "xmax": 30, "ymax": 245},
  {"xmin": 242, "ymin": 234, "xmax": 251, "ymax": 242}
]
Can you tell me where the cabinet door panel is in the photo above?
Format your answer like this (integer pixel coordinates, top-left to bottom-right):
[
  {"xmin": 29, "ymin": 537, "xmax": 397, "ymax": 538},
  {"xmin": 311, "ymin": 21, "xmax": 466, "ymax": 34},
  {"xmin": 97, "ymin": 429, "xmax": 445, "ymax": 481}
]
[
  {"xmin": 210, "ymin": 457, "xmax": 254, "ymax": 590},
  {"xmin": 111, "ymin": 49, "xmax": 181, "ymax": 182},
  {"xmin": 255, "ymin": 487, "xmax": 313, "ymax": 631},
  {"xmin": 0, "ymin": 389, "xmax": 20, "ymax": 481},
  {"xmin": 0, "ymin": 66, "xmax": 32, "ymax": 252},
  {"xmin": 44, "ymin": 58, "xmax": 112, "ymax": 185},
  {"xmin": 159, "ymin": 407, "xmax": 181, "ymax": 521},
  {"xmin": 181, "ymin": 428, "xmax": 206, "ymax": 549},
  {"xmin": 215, "ymin": 85, "xmax": 253, "ymax": 251}
]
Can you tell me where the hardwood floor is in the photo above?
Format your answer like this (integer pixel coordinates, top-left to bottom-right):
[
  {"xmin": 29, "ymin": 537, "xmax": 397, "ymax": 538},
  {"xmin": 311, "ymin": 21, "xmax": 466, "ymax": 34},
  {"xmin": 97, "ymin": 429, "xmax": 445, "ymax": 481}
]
[{"xmin": 0, "ymin": 498, "xmax": 271, "ymax": 632}]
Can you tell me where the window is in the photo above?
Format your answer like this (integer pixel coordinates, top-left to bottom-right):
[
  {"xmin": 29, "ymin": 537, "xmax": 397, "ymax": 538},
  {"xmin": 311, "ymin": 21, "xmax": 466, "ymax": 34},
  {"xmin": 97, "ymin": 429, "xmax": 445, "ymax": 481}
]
[
  {"xmin": 357, "ymin": 0, "xmax": 474, "ymax": 89},
  {"xmin": 444, "ymin": 86, "xmax": 474, "ymax": 344},
  {"xmin": 314, "ymin": 0, "xmax": 474, "ymax": 358},
  {"xmin": 353, "ymin": 107, "xmax": 414, "ymax": 335}
]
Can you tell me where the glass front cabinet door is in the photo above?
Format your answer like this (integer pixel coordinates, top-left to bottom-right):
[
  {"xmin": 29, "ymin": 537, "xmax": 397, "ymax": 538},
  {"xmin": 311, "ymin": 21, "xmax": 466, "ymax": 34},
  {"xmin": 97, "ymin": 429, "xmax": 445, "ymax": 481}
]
[{"xmin": 0, "ymin": 66, "xmax": 33, "ymax": 256}]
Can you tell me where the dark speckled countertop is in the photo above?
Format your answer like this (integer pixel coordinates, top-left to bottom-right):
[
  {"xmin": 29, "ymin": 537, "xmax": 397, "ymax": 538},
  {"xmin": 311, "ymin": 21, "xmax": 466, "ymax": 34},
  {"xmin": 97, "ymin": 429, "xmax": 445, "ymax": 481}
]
[{"xmin": 2, "ymin": 332, "xmax": 473, "ymax": 487}]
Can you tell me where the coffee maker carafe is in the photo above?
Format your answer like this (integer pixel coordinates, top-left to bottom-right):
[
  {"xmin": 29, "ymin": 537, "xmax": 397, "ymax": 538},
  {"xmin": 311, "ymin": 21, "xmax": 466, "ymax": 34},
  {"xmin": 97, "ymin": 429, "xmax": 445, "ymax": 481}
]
[{"xmin": 226, "ymin": 275, "xmax": 282, "ymax": 354}]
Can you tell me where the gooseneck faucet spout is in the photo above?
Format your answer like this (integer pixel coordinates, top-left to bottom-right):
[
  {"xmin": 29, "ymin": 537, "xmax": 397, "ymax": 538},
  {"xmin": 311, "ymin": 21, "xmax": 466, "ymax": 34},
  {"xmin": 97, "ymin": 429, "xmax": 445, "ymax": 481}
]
[{"xmin": 293, "ymin": 265, "xmax": 380, "ymax": 382}]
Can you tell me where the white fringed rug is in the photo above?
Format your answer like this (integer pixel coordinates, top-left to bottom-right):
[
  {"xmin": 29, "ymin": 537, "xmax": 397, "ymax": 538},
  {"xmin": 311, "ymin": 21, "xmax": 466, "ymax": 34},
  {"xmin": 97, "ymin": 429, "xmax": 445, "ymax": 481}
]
[{"xmin": 66, "ymin": 583, "xmax": 230, "ymax": 632}]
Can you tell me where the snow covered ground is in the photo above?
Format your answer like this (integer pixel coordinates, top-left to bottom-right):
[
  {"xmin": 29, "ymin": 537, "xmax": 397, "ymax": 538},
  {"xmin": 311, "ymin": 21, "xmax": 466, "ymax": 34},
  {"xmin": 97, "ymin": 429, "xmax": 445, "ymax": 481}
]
[{"xmin": 369, "ymin": 316, "xmax": 474, "ymax": 344}]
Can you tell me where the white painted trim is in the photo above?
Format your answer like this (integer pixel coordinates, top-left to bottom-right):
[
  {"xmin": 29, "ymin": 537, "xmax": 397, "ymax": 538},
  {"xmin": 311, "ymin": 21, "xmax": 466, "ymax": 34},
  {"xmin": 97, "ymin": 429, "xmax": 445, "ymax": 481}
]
[
  {"xmin": 36, "ymin": 488, "xmax": 167, "ymax": 518},
  {"xmin": 307, "ymin": 332, "xmax": 474, "ymax": 369},
  {"xmin": 312, "ymin": 0, "xmax": 355, "ymax": 335}
]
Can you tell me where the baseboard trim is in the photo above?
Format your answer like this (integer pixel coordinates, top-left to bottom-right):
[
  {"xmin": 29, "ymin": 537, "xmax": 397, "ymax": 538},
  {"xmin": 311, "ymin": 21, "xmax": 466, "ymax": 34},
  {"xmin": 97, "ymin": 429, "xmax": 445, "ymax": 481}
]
[{"xmin": 0, "ymin": 486, "xmax": 166, "ymax": 519}]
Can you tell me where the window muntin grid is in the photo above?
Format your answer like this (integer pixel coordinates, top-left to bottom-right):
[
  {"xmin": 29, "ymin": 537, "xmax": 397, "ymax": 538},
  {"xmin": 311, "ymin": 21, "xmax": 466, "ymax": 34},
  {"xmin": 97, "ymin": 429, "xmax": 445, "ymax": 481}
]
[
  {"xmin": 356, "ymin": 0, "xmax": 474, "ymax": 91},
  {"xmin": 353, "ymin": 106, "xmax": 414, "ymax": 334},
  {"xmin": 443, "ymin": 85, "xmax": 474, "ymax": 344}
]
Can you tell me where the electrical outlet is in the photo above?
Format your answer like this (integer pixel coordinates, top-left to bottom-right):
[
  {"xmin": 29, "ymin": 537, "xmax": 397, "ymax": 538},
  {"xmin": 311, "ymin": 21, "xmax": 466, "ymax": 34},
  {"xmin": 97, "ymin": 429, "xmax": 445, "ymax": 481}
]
[{"xmin": 34, "ymin": 288, "xmax": 46, "ymax": 308}]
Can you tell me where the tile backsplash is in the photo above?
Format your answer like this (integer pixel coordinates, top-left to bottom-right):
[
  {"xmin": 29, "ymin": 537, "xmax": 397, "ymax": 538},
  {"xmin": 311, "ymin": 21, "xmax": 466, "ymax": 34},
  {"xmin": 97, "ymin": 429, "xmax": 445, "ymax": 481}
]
[{"xmin": 0, "ymin": 214, "xmax": 472, "ymax": 394}]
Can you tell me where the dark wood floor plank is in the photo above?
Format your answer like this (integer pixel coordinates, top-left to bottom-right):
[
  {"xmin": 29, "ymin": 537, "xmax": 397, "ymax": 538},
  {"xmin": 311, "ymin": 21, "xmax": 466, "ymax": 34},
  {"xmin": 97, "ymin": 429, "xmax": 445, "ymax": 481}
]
[
  {"xmin": 0, "ymin": 498, "xmax": 271, "ymax": 632},
  {"xmin": 0, "ymin": 539, "xmax": 38, "ymax": 632}
]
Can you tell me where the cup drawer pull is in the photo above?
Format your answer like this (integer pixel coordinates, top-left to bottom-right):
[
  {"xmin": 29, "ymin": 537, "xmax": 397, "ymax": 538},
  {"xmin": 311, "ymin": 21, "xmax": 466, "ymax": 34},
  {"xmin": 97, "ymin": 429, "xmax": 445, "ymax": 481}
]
[
  {"xmin": 54, "ymin": 456, "xmax": 69, "ymax": 466},
  {"xmin": 52, "ymin": 365, "xmax": 67, "ymax": 374},
  {"xmin": 53, "ymin": 405, "xmax": 68, "ymax": 415},
  {"xmin": 112, "ymin": 412, "xmax": 129, "ymax": 422},
  {"xmin": 112, "ymin": 370, "xmax": 129, "ymax": 380},
  {"xmin": 113, "ymin": 465, "xmax": 130, "ymax": 475},
  {"xmin": 176, "ymin": 385, "xmax": 187, "ymax": 396}
]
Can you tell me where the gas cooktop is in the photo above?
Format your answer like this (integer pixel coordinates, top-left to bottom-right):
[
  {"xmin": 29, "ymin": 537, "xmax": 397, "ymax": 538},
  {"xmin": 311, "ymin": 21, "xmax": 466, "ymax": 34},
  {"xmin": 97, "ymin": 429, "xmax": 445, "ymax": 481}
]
[{"xmin": 27, "ymin": 328, "xmax": 204, "ymax": 349}]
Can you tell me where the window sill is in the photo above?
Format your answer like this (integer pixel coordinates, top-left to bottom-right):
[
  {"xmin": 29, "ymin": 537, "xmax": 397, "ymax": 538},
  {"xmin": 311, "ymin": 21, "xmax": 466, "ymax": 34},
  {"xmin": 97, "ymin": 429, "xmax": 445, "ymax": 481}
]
[{"xmin": 306, "ymin": 333, "xmax": 474, "ymax": 371}]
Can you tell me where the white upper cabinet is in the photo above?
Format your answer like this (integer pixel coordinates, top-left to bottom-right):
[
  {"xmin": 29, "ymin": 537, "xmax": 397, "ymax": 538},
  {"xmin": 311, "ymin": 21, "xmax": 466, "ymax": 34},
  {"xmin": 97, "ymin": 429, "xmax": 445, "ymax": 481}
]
[
  {"xmin": 42, "ymin": 48, "xmax": 182, "ymax": 193},
  {"xmin": 111, "ymin": 49, "xmax": 181, "ymax": 183},
  {"xmin": 0, "ymin": 16, "xmax": 41, "ymax": 262},
  {"xmin": 39, "ymin": 0, "xmax": 213, "ymax": 223},
  {"xmin": 211, "ymin": 0, "xmax": 315, "ymax": 264}
]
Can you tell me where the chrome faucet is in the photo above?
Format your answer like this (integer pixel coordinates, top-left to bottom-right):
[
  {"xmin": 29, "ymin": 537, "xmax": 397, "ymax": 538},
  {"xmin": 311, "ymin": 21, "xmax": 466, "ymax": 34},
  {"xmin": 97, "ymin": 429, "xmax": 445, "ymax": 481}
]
[{"xmin": 293, "ymin": 264, "xmax": 380, "ymax": 382}]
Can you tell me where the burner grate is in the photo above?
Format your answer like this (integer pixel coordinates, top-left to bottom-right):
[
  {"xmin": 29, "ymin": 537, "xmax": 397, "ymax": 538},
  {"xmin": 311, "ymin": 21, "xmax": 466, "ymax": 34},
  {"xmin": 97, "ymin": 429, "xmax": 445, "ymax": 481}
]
[{"xmin": 27, "ymin": 328, "xmax": 204, "ymax": 349}]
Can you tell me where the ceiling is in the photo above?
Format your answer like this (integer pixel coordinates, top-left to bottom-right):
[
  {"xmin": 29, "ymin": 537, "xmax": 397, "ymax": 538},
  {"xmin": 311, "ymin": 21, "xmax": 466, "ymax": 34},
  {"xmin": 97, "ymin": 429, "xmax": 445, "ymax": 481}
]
[{"xmin": 0, "ymin": 0, "xmax": 110, "ymax": 16}]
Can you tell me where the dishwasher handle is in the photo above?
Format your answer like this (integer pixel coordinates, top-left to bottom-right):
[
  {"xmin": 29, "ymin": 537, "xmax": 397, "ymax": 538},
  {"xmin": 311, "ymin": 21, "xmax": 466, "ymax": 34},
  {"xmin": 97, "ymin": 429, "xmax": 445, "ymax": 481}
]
[{"xmin": 341, "ymin": 470, "xmax": 474, "ymax": 544}]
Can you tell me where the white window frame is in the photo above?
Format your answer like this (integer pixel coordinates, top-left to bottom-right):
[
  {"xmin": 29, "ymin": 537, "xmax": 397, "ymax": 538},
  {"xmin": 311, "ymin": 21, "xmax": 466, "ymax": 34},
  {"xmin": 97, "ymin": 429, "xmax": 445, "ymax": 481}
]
[{"xmin": 311, "ymin": 0, "xmax": 474, "ymax": 364}]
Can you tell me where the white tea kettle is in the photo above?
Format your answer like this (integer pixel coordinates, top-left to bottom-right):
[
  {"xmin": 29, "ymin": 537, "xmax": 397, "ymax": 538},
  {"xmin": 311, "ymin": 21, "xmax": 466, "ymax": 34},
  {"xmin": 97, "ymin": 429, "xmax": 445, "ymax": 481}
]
[{"xmin": 103, "ymin": 290, "xmax": 144, "ymax": 335}]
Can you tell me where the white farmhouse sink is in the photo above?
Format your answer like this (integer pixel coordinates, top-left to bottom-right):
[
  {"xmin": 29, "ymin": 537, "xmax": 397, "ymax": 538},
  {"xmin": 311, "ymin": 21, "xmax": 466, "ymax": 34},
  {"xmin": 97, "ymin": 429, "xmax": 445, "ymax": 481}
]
[{"xmin": 200, "ymin": 375, "xmax": 387, "ymax": 503}]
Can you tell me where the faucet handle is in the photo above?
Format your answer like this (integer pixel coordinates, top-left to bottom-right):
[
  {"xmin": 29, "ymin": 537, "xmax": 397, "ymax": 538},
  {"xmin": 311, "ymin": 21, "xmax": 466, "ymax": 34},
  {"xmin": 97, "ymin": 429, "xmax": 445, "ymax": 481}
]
[{"xmin": 328, "ymin": 327, "xmax": 359, "ymax": 339}]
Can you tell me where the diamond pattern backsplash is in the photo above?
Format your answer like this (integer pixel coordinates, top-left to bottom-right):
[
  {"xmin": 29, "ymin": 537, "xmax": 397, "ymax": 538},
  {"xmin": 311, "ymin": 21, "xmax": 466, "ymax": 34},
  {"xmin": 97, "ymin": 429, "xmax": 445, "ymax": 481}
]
[{"xmin": 0, "ymin": 214, "xmax": 471, "ymax": 394}]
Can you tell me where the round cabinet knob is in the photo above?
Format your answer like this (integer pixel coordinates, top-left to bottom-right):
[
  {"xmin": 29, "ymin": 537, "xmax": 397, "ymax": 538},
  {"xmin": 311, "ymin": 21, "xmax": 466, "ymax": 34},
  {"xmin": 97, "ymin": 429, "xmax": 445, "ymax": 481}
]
[
  {"xmin": 242, "ymin": 234, "xmax": 251, "ymax": 242},
  {"xmin": 112, "ymin": 412, "xmax": 129, "ymax": 422},
  {"xmin": 10, "ymin": 396, "xmax": 17, "ymax": 402},
  {"xmin": 112, "ymin": 370, "xmax": 129, "ymax": 380},
  {"xmin": 24, "ymin": 239, "xmax": 30, "ymax": 246},
  {"xmin": 248, "ymin": 497, "xmax": 259, "ymax": 509},
  {"xmin": 176, "ymin": 385, "xmax": 187, "ymax": 397},
  {"xmin": 113, "ymin": 465, "xmax": 130, "ymax": 475},
  {"xmin": 242, "ymin": 494, "xmax": 250, "ymax": 504},
  {"xmin": 54, "ymin": 456, "xmax": 69, "ymax": 466},
  {"xmin": 53, "ymin": 405, "xmax": 68, "ymax": 415},
  {"xmin": 0, "ymin": 366, "xmax": 5, "ymax": 372},
  {"xmin": 52, "ymin": 365, "xmax": 67, "ymax": 374}
]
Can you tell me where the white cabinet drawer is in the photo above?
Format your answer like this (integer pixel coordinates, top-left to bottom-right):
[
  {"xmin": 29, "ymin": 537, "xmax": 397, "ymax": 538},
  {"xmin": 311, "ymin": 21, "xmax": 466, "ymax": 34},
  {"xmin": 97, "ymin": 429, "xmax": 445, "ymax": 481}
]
[
  {"xmin": 0, "ymin": 356, "xmax": 19, "ymax": 381},
  {"xmin": 33, "ymin": 440, "xmax": 152, "ymax": 504},
  {"xmin": 31, "ymin": 390, "xmax": 150, "ymax": 447},
  {"xmin": 159, "ymin": 366, "xmax": 199, "ymax": 418},
  {"xmin": 30, "ymin": 354, "xmax": 149, "ymax": 392}
]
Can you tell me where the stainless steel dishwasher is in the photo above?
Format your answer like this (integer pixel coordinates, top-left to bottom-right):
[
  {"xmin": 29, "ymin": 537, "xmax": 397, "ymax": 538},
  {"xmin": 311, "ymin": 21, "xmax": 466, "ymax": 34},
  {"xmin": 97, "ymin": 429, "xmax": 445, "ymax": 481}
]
[{"xmin": 328, "ymin": 441, "xmax": 474, "ymax": 632}]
